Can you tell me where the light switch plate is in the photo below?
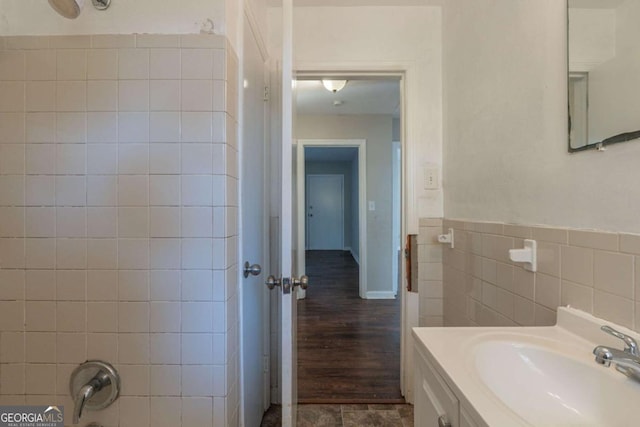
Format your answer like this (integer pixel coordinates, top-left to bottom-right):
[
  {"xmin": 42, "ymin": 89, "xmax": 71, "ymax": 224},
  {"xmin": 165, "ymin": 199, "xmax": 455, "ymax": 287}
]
[{"xmin": 425, "ymin": 167, "xmax": 439, "ymax": 189}]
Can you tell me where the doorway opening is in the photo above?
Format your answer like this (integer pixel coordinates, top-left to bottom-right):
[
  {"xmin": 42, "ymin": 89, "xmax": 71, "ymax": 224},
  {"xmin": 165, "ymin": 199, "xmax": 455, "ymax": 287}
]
[{"xmin": 294, "ymin": 77, "xmax": 403, "ymax": 403}]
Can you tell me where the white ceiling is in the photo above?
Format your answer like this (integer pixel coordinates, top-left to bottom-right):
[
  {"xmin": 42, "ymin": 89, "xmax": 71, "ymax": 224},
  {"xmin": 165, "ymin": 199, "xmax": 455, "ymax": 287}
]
[{"xmin": 295, "ymin": 79, "xmax": 400, "ymax": 117}]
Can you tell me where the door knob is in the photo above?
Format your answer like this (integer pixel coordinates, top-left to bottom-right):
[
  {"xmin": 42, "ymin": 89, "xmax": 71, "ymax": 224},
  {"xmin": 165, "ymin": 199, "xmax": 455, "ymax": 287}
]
[
  {"xmin": 265, "ymin": 275, "xmax": 281, "ymax": 290},
  {"xmin": 293, "ymin": 275, "xmax": 309, "ymax": 290},
  {"xmin": 243, "ymin": 261, "xmax": 262, "ymax": 278}
]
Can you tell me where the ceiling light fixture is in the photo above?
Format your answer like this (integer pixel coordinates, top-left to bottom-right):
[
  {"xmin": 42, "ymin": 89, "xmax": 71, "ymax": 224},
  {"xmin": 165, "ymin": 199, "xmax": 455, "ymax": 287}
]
[{"xmin": 322, "ymin": 79, "xmax": 347, "ymax": 93}]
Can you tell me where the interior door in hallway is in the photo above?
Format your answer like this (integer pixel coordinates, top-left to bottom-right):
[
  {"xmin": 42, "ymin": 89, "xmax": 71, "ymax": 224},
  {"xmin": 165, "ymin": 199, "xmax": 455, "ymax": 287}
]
[
  {"xmin": 306, "ymin": 175, "xmax": 344, "ymax": 250},
  {"xmin": 241, "ymin": 13, "xmax": 268, "ymax": 427}
]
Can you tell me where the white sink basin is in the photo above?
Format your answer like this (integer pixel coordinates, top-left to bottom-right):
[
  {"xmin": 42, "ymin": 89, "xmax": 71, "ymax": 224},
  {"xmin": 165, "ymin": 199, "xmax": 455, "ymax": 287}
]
[{"xmin": 474, "ymin": 339, "xmax": 640, "ymax": 426}]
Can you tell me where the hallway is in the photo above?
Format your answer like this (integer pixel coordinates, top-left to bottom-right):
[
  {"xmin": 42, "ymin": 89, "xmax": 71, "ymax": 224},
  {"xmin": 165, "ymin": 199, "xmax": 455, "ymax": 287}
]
[{"xmin": 298, "ymin": 251, "xmax": 403, "ymax": 403}]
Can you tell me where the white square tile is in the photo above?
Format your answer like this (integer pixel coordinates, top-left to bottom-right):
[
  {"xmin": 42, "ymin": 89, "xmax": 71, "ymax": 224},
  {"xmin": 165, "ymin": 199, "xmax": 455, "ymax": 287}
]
[
  {"xmin": 87, "ymin": 270, "xmax": 118, "ymax": 301},
  {"xmin": 0, "ymin": 176, "xmax": 25, "ymax": 207},
  {"xmin": 56, "ymin": 238, "xmax": 87, "ymax": 269},
  {"xmin": 118, "ymin": 207, "xmax": 149, "ymax": 238},
  {"xmin": 25, "ymin": 238, "xmax": 55, "ymax": 269},
  {"xmin": 26, "ymin": 81, "xmax": 54, "ymax": 112},
  {"xmin": 87, "ymin": 207, "xmax": 117, "ymax": 238},
  {"xmin": 26, "ymin": 50, "xmax": 56, "ymax": 81},
  {"xmin": 212, "ymin": 333, "xmax": 225, "ymax": 364},
  {"xmin": 212, "ymin": 143, "xmax": 226, "ymax": 175},
  {"xmin": 0, "ymin": 112, "xmax": 25, "ymax": 144},
  {"xmin": 118, "ymin": 333, "xmax": 150, "ymax": 364},
  {"xmin": 120, "ymin": 397, "xmax": 150, "ymax": 427},
  {"xmin": 87, "ymin": 175, "xmax": 116, "ymax": 206},
  {"xmin": 119, "ymin": 364, "xmax": 150, "ymax": 396},
  {"xmin": 150, "ymin": 238, "xmax": 181, "ymax": 269},
  {"xmin": 87, "ymin": 144, "xmax": 117, "ymax": 174},
  {"xmin": 56, "ymin": 176, "xmax": 86, "ymax": 206},
  {"xmin": 87, "ymin": 332, "xmax": 117, "ymax": 360},
  {"xmin": 56, "ymin": 144, "xmax": 86, "ymax": 175},
  {"xmin": 56, "ymin": 301, "xmax": 86, "ymax": 332},
  {"xmin": 212, "ymin": 239, "xmax": 226, "ymax": 270},
  {"xmin": 0, "ymin": 331, "xmax": 25, "ymax": 363},
  {"xmin": 211, "ymin": 175, "xmax": 226, "ymax": 207},
  {"xmin": 212, "ymin": 49, "xmax": 225, "ymax": 80},
  {"xmin": 181, "ymin": 333, "xmax": 212, "ymax": 364},
  {"xmin": 118, "ymin": 49, "xmax": 149, "ymax": 79},
  {"xmin": 150, "ymin": 143, "xmax": 180, "ymax": 174},
  {"xmin": 150, "ymin": 302, "xmax": 181, "ymax": 333},
  {"xmin": 56, "ymin": 112, "xmax": 87, "ymax": 143},
  {"xmin": 25, "ymin": 301, "xmax": 56, "ymax": 332},
  {"xmin": 26, "ymin": 112, "xmax": 54, "ymax": 143},
  {"xmin": 87, "ymin": 239, "xmax": 117, "ymax": 269},
  {"xmin": 182, "ymin": 144, "xmax": 213, "ymax": 174},
  {"xmin": 182, "ymin": 207, "xmax": 213, "ymax": 237},
  {"xmin": 182, "ymin": 397, "xmax": 213, "ymax": 426},
  {"xmin": 149, "ymin": 49, "xmax": 180, "ymax": 79},
  {"xmin": 181, "ymin": 49, "xmax": 213, "ymax": 79},
  {"xmin": 118, "ymin": 270, "xmax": 149, "ymax": 301},
  {"xmin": 87, "ymin": 112, "xmax": 117, "ymax": 143},
  {"xmin": 0, "ymin": 300, "xmax": 25, "ymax": 330},
  {"xmin": 181, "ymin": 302, "xmax": 213, "ymax": 333},
  {"xmin": 212, "ymin": 80, "xmax": 226, "ymax": 112},
  {"xmin": 25, "ymin": 364, "xmax": 56, "ymax": 395},
  {"xmin": 181, "ymin": 112, "xmax": 212, "ymax": 142},
  {"xmin": 182, "ymin": 365, "xmax": 213, "ymax": 396},
  {"xmin": 150, "ymin": 333, "xmax": 181, "ymax": 364},
  {"xmin": 0, "ymin": 207, "xmax": 25, "ymax": 238},
  {"xmin": 87, "ymin": 80, "xmax": 118, "ymax": 111},
  {"xmin": 56, "ymin": 49, "xmax": 87, "ymax": 80},
  {"xmin": 181, "ymin": 175, "xmax": 213, "ymax": 206},
  {"xmin": 24, "ymin": 207, "xmax": 52, "ymax": 239},
  {"xmin": 150, "ymin": 270, "xmax": 181, "ymax": 301},
  {"xmin": 0, "ymin": 145, "xmax": 25, "ymax": 175},
  {"xmin": 149, "ymin": 207, "xmax": 180, "ymax": 238},
  {"xmin": 56, "ymin": 270, "xmax": 86, "ymax": 301},
  {"xmin": 182, "ymin": 238, "xmax": 213, "ymax": 269},
  {"xmin": 150, "ymin": 80, "xmax": 180, "ymax": 111},
  {"xmin": 150, "ymin": 112, "xmax": 180, "ymax": 142},
  {"xmin": 119, "ymin": 143, "xmax": 150, "ymax": 174},
  {"xmin": 56, "ymin": 207, "xmax": 86, "ymax": 237},
  {"xmin": 150, "ymin": 397, "xmax": 181, "ymax": 426},
  {"xmin": 0, "ymin": 51, "xmax": 26, "ymax": 80},
  {"xmin": 25, "ymin": 175, "xmax": 53, "ymax": 206},
  {"xmin": 56, "ymin": 81, "xmax": 87, "ymax": 112},
  {"xmin": 118, "ymin": 239, "xmax": 149, "ymax": 270},
  {"xmin": 118, "ymin": 175, "xmax": 149, "ymax": 206},
  {"xmin": 182, "ymin": 270, "xmax": 213, "ymax": 301},
  {"xmin": 149, "ymin": 365, "xmax": 181, "ymax": 395},
  {"xmin": 87, "ymin": 49, "xmax": 117, "ymax": 80},
  {"xmin": 119, "ymin": 302, "xmax": 149, "ymax": 332},
  {"xmin": 150, "ymin": 175, "xmax": 180, "ymax": 206},
  {"xmin": 26, "ymin": 144, "xmax": 56, "ymax": 174},
  {"xmin": 119, "ymin": 112, "xmax": 149, "ymax": 143},
  {"xmin": 119, "ymin": 80, "xmax": 150, "ymax": 111},
  {"xmin": 0, "ymin": 81, "xmax": 25, "ymax": 112},
  {"xmin": 181, "ymin": 80, "xmax": 213, "ymax": 111}
]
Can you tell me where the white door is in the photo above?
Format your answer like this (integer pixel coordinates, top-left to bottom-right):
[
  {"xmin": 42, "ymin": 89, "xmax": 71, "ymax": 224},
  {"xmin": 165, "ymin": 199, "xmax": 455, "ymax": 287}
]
[
  {"xmin": 241, "ymin": 14, "xmax": 268, "ymax": 427},
  {"xmin": 307, "ymin": 175, "xmax": 344, "ymax": 250},
  {"xmin": 270, "ymin": 1, "xmax": 299, "ymax": 425}
]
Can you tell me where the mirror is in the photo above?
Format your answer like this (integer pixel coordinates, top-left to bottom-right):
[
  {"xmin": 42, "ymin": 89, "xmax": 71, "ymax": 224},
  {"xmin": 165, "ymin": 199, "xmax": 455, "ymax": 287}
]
[{"xmin": 568, "ymin": 0, "xmax": 640, "ymax": 151}]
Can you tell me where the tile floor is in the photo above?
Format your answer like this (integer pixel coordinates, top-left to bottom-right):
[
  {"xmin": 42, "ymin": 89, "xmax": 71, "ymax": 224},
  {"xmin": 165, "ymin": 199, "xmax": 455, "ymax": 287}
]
[{"xmin": 260, "ymin": 404, "xmax": 414, "ymax": 427}]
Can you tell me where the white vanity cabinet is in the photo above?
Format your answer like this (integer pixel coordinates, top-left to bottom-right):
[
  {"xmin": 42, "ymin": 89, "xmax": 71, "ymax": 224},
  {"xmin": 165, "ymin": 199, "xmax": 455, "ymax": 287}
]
[{"xmin": 415, "ymin": 345, "xmax": 479, "ymax": 427}]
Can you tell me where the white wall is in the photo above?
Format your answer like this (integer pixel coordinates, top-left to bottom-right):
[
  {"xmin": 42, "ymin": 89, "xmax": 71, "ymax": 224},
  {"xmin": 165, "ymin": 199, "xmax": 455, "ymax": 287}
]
[
  {"xmin": 0, "ymin": 0, "xmax": 225, "ymax": 37},
  {"xmin": 271, "ymin": 6, "xmax": 443, "ymax": 232},
  {"xmin": 297, "ymin": 114, "xmax": 394, "ymax": 293},
  {"xmin": 443, "ymin": 0, "xmax": 640, "ymax": 234}
]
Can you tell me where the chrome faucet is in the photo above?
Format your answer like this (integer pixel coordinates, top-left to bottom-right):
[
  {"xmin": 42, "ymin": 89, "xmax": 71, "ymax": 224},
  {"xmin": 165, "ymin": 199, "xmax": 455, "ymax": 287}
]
[
  {"xmin": 69, "ymin": 361, "xmax": 120, "ymax": 424},
  {"xmin": 593, "ymin": 325, "xmax": 640, "ymax": 381},
  {"xmin": 73, "ymin": 372, "xmax": 110, "ymax": 424}
]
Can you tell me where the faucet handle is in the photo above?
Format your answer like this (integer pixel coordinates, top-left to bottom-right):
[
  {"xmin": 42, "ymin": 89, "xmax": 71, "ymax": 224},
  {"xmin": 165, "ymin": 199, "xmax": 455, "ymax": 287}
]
[{"xmin": 601, "ymin": 325, "xmax": 639, "ymax": 356}]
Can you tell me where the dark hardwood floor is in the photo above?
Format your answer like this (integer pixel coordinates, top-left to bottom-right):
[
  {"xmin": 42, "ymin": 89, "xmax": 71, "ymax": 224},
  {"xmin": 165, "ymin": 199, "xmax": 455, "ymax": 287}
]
[{"xmin": 297, "ymin": 250, "xmax": 403, "ymax": 403}]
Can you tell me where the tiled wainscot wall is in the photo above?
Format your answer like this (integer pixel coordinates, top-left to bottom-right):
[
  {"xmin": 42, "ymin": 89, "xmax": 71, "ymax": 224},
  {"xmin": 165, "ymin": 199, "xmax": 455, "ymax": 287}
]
[
  {"xmin": 0, "ymin": 34, "xmax": 240, "ymax": 427},
  {"xmin": 417, "ymin": 218, "xmax": 443, "ymax": 327},
  {"xmin": 429, "ymin": 219, "xmax": 640, "ymax": 331}
]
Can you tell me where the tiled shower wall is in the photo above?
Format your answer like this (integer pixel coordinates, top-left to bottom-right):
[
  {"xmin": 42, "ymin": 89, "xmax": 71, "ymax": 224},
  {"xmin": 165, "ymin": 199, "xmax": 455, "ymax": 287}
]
[
  {"xmin": 439, "ymin": 219, "xmax": 640, "ymax": 332},
  {"xmin": 0, "ymin": 34, "xmax": 239, "ymax": 427},
  {"xmin": 417, "ymin": 218, "xmax": 443, "ymax": 327}
]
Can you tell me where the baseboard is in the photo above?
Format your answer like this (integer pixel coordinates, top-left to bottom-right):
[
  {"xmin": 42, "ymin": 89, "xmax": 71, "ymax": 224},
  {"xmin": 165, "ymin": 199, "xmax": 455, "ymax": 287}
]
[
  {"xmin": 350, "ymin": 249, "xmax": 360, "ymax": 265},
  {"xmin": 365, "ymin": 291, "xmax": 396, "ymax": 300}
]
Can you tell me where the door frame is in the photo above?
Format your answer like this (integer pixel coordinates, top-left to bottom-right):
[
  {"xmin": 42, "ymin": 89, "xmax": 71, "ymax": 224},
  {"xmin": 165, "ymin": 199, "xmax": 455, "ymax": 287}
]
[
  {"xmin": 305, "ymin": 174, "xmax": 345, "ymax": 251},
  {"xmin": 297, "ymin": 139, "xmax": 367, "ymax": 298}
]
